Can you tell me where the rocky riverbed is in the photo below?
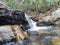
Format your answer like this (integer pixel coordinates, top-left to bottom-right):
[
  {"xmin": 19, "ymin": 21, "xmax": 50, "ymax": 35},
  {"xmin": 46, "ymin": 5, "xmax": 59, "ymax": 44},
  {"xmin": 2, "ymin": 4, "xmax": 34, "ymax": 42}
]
[
  {"xmin": 0, "ymin": 26, "xmax": 60, "ymax": 45},
  {"xmin": 0, "ymin": 5, "xmax": 60, "ymax": 45},
  {"xmin": 23, "ymin": 7, "xmax": 60, "ymax": 45}
]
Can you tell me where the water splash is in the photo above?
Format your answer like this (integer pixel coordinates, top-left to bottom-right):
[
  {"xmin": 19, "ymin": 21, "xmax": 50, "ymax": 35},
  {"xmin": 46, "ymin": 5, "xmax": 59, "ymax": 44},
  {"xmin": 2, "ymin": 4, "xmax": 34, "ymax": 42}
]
[{"xmin": 25, "ymin": 14, "xmax": 52, "ymax": 31}]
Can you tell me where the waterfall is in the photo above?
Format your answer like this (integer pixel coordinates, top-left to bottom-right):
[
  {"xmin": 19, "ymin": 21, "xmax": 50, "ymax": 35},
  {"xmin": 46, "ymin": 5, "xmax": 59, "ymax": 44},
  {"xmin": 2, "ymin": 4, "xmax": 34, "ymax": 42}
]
[{"xmin": 25, "ymin": 14, "xmax": 52, "ymax": 31}]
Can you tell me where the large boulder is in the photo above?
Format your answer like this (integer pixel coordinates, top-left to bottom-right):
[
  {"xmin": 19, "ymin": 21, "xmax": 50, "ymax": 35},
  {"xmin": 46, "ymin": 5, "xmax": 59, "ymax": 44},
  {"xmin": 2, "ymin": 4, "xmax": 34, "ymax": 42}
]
[
  {"xmin": 43, "ymin": 8, "xmax": 60, "ymax": 21},
  {"xmin": 37, "ymin": 8, "xmax": 60, "ymax": 26}
]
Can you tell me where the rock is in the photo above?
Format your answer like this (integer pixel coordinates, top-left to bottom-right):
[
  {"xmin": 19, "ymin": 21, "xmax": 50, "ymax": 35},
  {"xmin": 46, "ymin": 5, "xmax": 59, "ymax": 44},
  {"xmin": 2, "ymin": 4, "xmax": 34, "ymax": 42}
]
[
  {"xmin": 55, "ymin": 19, "xmax": 60, "ymax": 25},
  {"xmin": 44, "ymin": 8, "xmax": 60, "ymax": 21},
  {"xmin": 0, "ymin": 1, "xmax": 8, "ymax": 8},
  {"xmin": 52, "ymin": 37, "xmax": 60, "ymax": 45},
  {"xmin": 37, "ymin": 20, "xmax": 55, "ymax": 26},
  {"xmin": 37, "ymin": 8, "xmax": 60, "ymax": 26},
  {"xmin": 31, "ymin": 17, "xmax": 39, "ymax": 22},
  {"xmin": 0, "ymin": 25, "xmax": 15, "ymax": 40}
]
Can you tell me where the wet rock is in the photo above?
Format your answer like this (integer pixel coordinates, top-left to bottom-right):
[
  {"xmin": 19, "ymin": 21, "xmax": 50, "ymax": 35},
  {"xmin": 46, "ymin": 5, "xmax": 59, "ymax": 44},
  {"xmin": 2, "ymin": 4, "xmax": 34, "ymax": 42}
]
[
  {"xmin": 40, "ymin": 39, "xmax": 53, "ymax": 45},
  {"xmin": 0, "ymin": 6, "xmax": 30, "ymax": 30},
  {"xmin": 52, "ymin": 37, "xmax": 60, "ymax": 45},
  {"xmin": 0, "ymin": 41, "xmax": 3, "ymax": 45},
  {"xmin": 37, "ymin": 20, "xmax": 56, "ymax": 26},
  {"xmin": 31, "ymin": 17, "xmax": 38, "ymax": 22}
]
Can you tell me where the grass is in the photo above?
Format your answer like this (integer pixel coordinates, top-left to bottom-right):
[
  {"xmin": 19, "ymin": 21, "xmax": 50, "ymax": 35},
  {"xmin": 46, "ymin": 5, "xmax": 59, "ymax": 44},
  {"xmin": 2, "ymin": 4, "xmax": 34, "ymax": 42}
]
[{"xmin": 5, "ymin": 0, "xmax": 60, "ymax": 14}]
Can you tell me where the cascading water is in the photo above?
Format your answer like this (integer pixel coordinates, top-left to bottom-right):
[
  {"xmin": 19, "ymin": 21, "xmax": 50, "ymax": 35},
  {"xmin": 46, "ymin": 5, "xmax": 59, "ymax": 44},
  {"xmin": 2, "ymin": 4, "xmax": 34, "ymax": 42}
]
[{"xmin": 25, "ymin": 14, "xmax": 52, "ymax": 31}]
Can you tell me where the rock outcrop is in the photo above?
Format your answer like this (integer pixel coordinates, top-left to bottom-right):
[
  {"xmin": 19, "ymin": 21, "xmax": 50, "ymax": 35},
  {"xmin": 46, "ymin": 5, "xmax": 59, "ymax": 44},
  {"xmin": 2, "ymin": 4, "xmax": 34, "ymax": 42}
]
[{"xmin": 37, "ymin": 8, "xmax": 60, "ymax": 26}]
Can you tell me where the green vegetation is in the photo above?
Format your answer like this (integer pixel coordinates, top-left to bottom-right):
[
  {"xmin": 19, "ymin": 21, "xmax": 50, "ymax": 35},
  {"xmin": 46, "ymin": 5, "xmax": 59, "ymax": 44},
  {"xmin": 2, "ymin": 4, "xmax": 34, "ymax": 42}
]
[{"xmin": 5, "ymin": 0, "xmax": 60, "ymax": 13}]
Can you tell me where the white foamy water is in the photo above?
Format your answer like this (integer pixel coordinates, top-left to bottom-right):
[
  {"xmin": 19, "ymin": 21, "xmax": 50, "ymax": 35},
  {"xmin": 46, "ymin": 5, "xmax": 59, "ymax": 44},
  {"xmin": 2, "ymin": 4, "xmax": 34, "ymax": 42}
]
[{"xmin": 25, "ymin": 14, "xmax": 52, "ymax": 31}]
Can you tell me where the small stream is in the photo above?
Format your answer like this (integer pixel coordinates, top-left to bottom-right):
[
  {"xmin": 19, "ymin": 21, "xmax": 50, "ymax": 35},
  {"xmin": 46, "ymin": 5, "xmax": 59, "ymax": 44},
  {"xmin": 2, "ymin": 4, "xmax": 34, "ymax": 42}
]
[
  {"xmin": 0, "ymin": 14, "xmax": 60, "ymax": 45},
  {"xmin": 25, "ymin": 14, "xmax": 52, "ymax": 31},
  {"xmin": 0, "ymin": 0, "xmax": 60, "ymax": 45}
]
